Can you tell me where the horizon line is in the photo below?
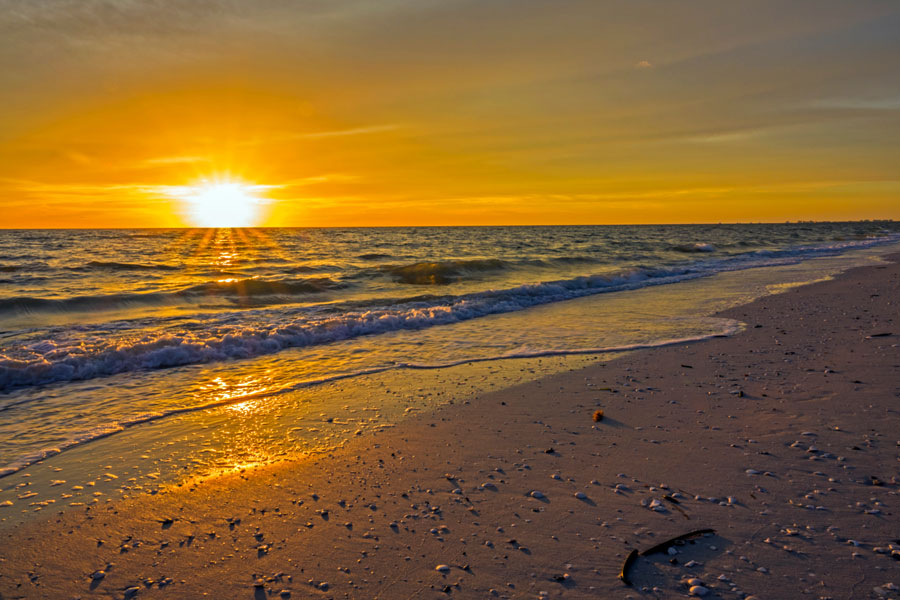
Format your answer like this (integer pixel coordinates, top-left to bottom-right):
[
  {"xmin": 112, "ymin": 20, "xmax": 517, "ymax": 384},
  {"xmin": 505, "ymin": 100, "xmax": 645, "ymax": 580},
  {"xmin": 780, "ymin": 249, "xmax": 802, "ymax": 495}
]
[{"xmin": 0, "ymin": 218, "xmax": 897, "ymax": 231}]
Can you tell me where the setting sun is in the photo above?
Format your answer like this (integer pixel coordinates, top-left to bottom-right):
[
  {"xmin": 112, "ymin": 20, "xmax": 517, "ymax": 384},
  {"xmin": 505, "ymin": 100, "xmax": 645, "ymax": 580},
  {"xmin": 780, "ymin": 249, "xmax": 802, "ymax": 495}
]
[{"xmin": 169, "ymin": 180, "xmax": 268, "ymax": 228}]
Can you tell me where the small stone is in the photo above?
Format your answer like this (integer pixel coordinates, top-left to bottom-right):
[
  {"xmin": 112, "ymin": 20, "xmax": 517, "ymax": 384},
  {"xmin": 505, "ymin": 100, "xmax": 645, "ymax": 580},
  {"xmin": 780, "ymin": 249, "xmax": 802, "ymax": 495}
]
[
  {"xmin": 530, "ymin": 491, "xmax": 545, "ymax": 499},
  {"xmin": 689, "ymin": 585, "xmax": 709, "ymax": 596},
  {"xmin": 667, "ymin": 547, "xmax": 678, "ymax": 556},
  {"xmin": 435, "ymin": 565, "xmax": 451, "ymax": 573},
  {"xmin": 279, "ymin": 590, "xmax": 291, "ymax": 598},
  {"xmin": 91, "ymin": 570, "xmax": 106, "ymax": 580},
  {"xmin": 574, "ymin": 492, "xmax": 587, "ymax": 500}
]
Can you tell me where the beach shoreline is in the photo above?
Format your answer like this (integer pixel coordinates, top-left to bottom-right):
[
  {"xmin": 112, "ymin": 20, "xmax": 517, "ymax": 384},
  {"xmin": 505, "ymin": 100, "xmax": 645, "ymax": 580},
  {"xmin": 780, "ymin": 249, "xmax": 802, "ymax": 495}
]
[{"xmin": 2, "ymin": 253, "xmax": 899, "ymax": 599}]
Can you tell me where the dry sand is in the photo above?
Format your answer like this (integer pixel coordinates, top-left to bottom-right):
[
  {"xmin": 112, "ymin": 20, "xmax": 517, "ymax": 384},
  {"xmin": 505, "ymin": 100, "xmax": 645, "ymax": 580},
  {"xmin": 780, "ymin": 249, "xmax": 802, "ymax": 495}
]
[{"xmin": 1, "ymin": 254, "xmax": 898, "ymax": 600}]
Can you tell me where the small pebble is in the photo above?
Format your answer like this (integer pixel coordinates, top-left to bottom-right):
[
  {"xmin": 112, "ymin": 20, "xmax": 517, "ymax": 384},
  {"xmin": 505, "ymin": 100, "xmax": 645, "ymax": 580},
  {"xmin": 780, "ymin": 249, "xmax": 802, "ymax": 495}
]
[{"xmin": 689, "ymin": 585, "xmax": 709, "ymax": 596}]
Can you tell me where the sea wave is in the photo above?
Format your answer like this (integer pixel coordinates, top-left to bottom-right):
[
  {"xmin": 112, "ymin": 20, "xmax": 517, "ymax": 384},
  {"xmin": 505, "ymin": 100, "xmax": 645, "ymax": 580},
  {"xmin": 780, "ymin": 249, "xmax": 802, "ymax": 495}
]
[
  {"xmin": 0, "ymin": 276, "xmax": 344, "ymax": 315},
  {"xmin": 379, "ymin": 258, "xmax": 510, "ymax": 284},
  {"xmin": 76, "ymin": 260, "xmax": 181, "ymax": 271},
  {"xmin": 0, "ymin": 292, "xmax": 172, "ymax": 314},
  {"xmin": 179, "ymin": 277, "xmax": 343, "ymax": 297},
  {"xmin": 358, "ymin": 252, "xmax": 392, "ymax": 260},
  {"xmin": 672, "ymin": 243, "xmax": 716, "ymax": 253}
]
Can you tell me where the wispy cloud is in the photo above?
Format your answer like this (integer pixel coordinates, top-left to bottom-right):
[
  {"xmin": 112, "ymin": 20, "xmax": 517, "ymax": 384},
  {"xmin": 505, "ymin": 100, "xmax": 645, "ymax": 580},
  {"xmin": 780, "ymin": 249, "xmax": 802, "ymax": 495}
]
[
  {"xmin": 296, "ymin": 124, "xmax": 402, "ymax": 139},
  {"xmin": 141, "ymin": 155, "xmax": 211, "ymax": 166},
  {"xmin": 236, "ymin": 124, "xmax": 404, "ymax": 147}
]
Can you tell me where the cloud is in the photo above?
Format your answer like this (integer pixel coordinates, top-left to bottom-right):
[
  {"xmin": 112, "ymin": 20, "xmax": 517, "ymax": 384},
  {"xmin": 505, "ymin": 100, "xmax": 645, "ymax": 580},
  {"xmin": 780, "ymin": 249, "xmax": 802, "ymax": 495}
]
[
  {"xmin": 296, "ymin": 124, "xmax": 403, "ymax": 139},
  {"xmin": 142, "ymin": 155, "xmax": 211, "ymax": 166},
  {"xmin": 234, "ymin": 124, "xmax": 404, "ymax": 147}
]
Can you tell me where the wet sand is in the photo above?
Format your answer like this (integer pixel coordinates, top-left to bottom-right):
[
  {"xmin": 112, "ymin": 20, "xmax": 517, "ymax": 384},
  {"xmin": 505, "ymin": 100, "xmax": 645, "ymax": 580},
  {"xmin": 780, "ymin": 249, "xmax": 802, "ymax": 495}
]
[{"xmin": 1, "ymin": 254, "xmax": 898, "ymax": 599}]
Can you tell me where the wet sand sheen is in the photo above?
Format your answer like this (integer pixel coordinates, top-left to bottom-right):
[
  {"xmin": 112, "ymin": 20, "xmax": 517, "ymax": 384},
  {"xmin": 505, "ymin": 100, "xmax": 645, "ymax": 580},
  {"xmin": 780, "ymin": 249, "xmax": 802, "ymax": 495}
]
[{"xmin": 1, "ymin": 253, "xmax": 899, "ymax": 599}]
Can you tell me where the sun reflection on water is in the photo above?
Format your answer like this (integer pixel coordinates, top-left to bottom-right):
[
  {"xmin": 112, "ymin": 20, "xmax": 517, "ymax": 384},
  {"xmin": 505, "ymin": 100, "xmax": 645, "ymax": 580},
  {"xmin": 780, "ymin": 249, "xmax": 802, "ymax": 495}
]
[
  {"xmin": 196, "ymin": 375, "xmax": 272, "ymax": 406},
  {"xmin": 225, "ymin": 397, "xmax": 265, "ymax": 415}
]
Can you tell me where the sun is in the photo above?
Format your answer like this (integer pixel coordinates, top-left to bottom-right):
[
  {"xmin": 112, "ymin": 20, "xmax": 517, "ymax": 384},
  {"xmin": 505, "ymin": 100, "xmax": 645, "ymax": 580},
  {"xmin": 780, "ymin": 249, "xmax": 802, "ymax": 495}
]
[{"xmin": 171, "ymin": 179, "xmax": 268, "ymax": 227}]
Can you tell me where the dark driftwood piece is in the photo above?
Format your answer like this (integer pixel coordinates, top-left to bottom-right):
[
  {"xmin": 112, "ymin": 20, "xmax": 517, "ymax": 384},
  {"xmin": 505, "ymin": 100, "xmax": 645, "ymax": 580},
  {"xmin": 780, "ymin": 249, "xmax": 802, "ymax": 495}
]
[
  {"xmin": 618, "ymin": 549, "xmax": 638, "ymax": 585},
  {"xmin": 640, "ymin": 528, "xmax": 716, "ymax": 556}
]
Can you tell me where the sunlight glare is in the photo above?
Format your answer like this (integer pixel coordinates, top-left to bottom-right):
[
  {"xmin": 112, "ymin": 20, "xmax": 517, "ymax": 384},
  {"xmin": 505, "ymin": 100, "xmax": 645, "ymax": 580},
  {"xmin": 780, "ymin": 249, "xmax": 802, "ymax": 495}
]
[{"xmin": 173, "ymin": 180, "xmax": 267, "ymax": 227}]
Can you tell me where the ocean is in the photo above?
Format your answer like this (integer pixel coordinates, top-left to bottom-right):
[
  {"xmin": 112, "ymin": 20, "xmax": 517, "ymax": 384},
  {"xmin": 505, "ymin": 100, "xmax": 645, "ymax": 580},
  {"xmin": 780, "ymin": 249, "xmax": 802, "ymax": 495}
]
[{"xmin": 1, "ymin": 223, "xmax": 899, "ymax": 522}]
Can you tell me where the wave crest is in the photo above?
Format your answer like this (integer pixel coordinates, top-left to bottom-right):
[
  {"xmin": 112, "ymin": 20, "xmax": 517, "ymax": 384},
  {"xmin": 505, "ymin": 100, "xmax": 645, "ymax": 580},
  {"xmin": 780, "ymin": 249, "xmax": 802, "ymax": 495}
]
[
  {"xmin": 671, "ymin": 243, "xmax": 716, "ymax": 253},
  {"xmin": 380, "ymin": 259, "xmax": 509, "ymax": 284},
  {"xmin": 180, "ymin": 277, "xmax": 343, "ymax": 297},
  {"xmin": 78, "ymin": 260, "xmax": 181, "ymax": 271},
  {"xmin": 0, "ymin": 277, "xmax": 344, "ymax": 315}
]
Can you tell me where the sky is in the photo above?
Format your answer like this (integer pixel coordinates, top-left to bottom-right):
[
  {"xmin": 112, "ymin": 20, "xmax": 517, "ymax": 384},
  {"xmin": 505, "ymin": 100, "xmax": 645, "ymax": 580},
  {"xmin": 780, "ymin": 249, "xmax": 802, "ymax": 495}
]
[{"xmin": 1, "ymin": 0, "xmax": 898, "ymax": 227}]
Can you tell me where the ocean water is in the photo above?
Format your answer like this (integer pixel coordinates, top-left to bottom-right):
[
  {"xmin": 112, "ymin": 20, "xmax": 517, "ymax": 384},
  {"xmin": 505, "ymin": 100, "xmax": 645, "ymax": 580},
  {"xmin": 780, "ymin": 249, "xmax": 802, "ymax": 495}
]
[{"xmin": 1, "ymin": 223, "xmax": 899, "ymax": 518}]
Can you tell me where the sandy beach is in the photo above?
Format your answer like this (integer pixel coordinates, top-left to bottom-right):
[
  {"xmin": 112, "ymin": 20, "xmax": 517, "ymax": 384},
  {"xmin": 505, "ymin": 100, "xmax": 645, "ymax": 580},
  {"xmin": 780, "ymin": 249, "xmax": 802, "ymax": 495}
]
[{"xmin": 1, "ymin": 253, "xmax": 898, "ymax": 599}]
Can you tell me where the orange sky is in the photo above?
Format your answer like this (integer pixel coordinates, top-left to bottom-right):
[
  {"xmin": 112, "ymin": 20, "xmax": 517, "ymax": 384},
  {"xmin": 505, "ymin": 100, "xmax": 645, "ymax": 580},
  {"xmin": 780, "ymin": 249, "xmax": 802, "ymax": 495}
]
[{"xmin": 1, "ymin": 1, "xmax": 898, "ymax": 227}]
